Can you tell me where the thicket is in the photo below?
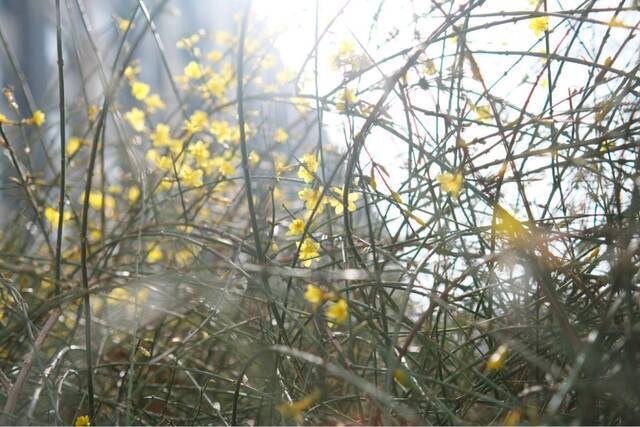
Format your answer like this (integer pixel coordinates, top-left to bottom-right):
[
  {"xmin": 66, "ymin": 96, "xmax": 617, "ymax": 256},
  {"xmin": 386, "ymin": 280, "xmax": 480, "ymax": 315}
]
[{"xmin": 0, "ymin": 0, "xmax": 639, "ymax": 425}]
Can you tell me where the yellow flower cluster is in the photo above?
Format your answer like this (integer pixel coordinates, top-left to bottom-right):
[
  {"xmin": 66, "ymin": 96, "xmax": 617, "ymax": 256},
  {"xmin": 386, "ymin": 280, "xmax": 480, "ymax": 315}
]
[
  {"xmin": 436, "ymin": 172, "xmax": 464, "ymax": 198},
  {"xmin": 119, "ymin": 58, "xmax": 246, "ymax": 193},
  {"xmin": 330, "ymin": 40, "xmax": 369, "ymax": 71},
  {"xmin": 124, "ymin": 62, "xmax": 165, "ymax": 130},
  {"xmin": 303, "ymin": 285, "xmax": 349, "ymax": 324},
  {"xmin": 328, "ymin": 186, "xmax": 359, "ymax": 215},
  {"xmin": 297, "ymin": 185, "xmax": 359, "ymax": 217},
  {"xmin": 0, "ymin": 110, "xmax": 46, "ymax": 127},
  {"xmin": 297, "ymin": 153, "xmax": 319, "ymax": 183},
  {"xmin": 175, "ymin": 37, "xmax": 236, "ymax": 101}
]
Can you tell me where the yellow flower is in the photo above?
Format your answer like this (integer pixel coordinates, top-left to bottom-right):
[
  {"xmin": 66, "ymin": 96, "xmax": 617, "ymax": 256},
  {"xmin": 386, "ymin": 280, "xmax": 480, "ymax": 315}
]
[
  {"xmin": 117, "ymin": 17, "xmax": 132, "ymax": 33},
  {"xmin": 128, "ymin": 186, "xmax": 140, "ymax": 204},
  {"xmin": 493, "ymin": 204, "xmax": 528, "ymax": 242},
  {"xmin": 84, "ymin": 191, "xmax": 115, "ymax": 211},
  {"xmin": 336, "ymin": 88, "xmax": 357, "ymax": 112},
  {"xmin": 175, "ymin": 249, "xmax": 195, "ymax": 266},
  {"xmin": 302, "ymin": 153, "xmax": 318, "ymax": 173},
  {"xmin": 287, "ymin": 218, "xmax": 305, "ymax": 237},
  {"xmin": 298, "ymin": 187, "xmax": 326, "ymax": 214},
  {"xmin": 218, "ymin": 160, "xmax": 236, "ymax": 177},
  {"xmin": 423, "ymin": 58, "xmax": 437, "ymax": 76},
  {"xmin": 328, "ymin": 187, "xmax": 359, "ymax": 214},
  {"xmin": 249, "ymin": 150, "xmax": 260, "ymax": 166},
  {"xmin": 277, "ymin": 390, "xmax": 320, "ymax": 423},
  {"xmin": 32, "ymin": 110, "xmax": 46, "ymax": 127},
  {"xmin": 158, "ymin": 178, "xmax": 173, "ymax": 191},
  {"xmin": 228, "ymin": 123, "xmax": 251, "ymax": 144},
  {"xmin": 124, "ymin": 65, "xmax": 140, "ymax": 80},
  {"xmin": 87, "ymin": 105, "xmax": 99, "ymax": 121},
  {"xmin": 331, "ymin": 40, "xmax": 359, "ymax": 69},
  {"xmin": 474, "ymin": 105, "xmax": 492, "ymax": 122},
  {"xmin": 304, "ymin": 284, "xmax": 335, "ymax": 306},
  {"xmin": 75, "ymin": 415, "xmax": 90, "ymax": 426},
  {"xmin": 599, "ymin": 140, "xmax": 615, "ymax": 153},
  {"xmin": 43, "ymin": 207, "xmax": 57, "ymax": 224},
  {"xmin": 298, "ymin": 237, "xmax": 320, "ymax": 267},
  {"xmin": 436, "ymin": 172, "xmax": 464, "ymax": 198},
  {"xmin": 210, "ymin": 120, "xmax": 232, "ymax": 143},
  {"xmin": 90, "ymin": 192, "xmax": 104, "ymax": 210},
  {"xmin": 184, "ymin": 110, "xmax": 208, "ymax": 134},
  {"xmin": 304, "ymin": 284, "xmax": 324, "ymax": 305},
  {"xmin": 179, "ymin": 165, "xmax": 204, "ymax": 188},
  {"xmin": 529, "ymin": 16, "xmax": 549, "ymax": 37},
  {"xmin": 188, "ymin": 140, "xmax": 210, "ymax": 165},
  {"xmin": 90, "ymin": 229, "xmax": 102, "ymax": 241},
  {"xmin": 66, "ymin": 137, "xmax": 82, "ymax": 156},
  {"xmin": 184, "ymin": 60, "xmax": 203, "ymax": 80},
  {"xmin": 150, "ymin": 123, "xmax": 174, "ymax": 147},
  {"xmin": 0, "ymin": 113, "xmax": 14, "ymax": 125},
  {"xmin": 131, "ymin": 81, "xmax": 150, "ymax": 100},
  {"xmin": 325, "ymin": 298, "xmax": 348, "ymax": 324},
  {"xmin": 207, "ymin": 50, "xmax": 222, "ymax": 62},
  {"xmin": 273, "ymin": 128, "xmax": 288, "ymax": 143},
  {"xmin": 486, "ymin": 344, "xmax": 508, "ymax": 370},
  {"xmin": 338, "ymin": 40, "xmax": 355, "ymax": 58},
  {"xmin": 297, "ymin": 168, "xmax": 314, "ymax": 184},
  {"xmin": 144, "ymin": 94, "xmax": 166, "ymax": 112},
  {"xmin": 125, "ymin": 107, "xmax": 145, "ymax": 132},
  {"xmin": 274, "ymin": 157, "xmax": 293, "ymax": 179},
  {"xmin": 150, "ymin": 153, "xmax": 173, "ymax": 172},
  {"xmin": 44, "ymin": 207, "xmax": 71, "ymax": 225},
  {"xmin": 205, "ymin": 73, "xmax": 226, "ymax": 98},
  {"xmin": 146, "ymin": 245, "xmax": 163, "ymax": 263},
  {"xmin": 297, "ymin": 153, "xmax": 319, "ymax": 183}
]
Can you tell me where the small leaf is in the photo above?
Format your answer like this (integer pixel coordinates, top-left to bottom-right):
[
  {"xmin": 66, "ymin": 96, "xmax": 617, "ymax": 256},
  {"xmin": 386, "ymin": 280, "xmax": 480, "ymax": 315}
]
[
  {"xmin": 369, "ymin": 167, "xmax": 378, "ymax": 191},
  {"xmin": 467, "ymin": 52, "xmax": 482, "ymax": 82}
]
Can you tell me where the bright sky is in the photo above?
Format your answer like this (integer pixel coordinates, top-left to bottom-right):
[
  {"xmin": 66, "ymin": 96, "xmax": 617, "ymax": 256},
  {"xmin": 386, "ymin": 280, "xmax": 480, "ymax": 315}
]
[{"xmin": 254, "ymin": 0, "xmax": 639, "ymax": 205}]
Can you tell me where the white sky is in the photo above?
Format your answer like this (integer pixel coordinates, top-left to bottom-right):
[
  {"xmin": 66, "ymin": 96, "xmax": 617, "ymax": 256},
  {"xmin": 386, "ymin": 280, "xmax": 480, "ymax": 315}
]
[{"xmin": 254, "ymin": 0, "xmax": 639, "ymax": 209}]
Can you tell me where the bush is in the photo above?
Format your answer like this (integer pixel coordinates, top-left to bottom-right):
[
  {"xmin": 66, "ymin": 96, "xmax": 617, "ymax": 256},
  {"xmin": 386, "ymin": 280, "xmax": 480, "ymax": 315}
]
[{"xmin": 0, "ymin": 0, "xmax": 639, "ymax": 425}]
